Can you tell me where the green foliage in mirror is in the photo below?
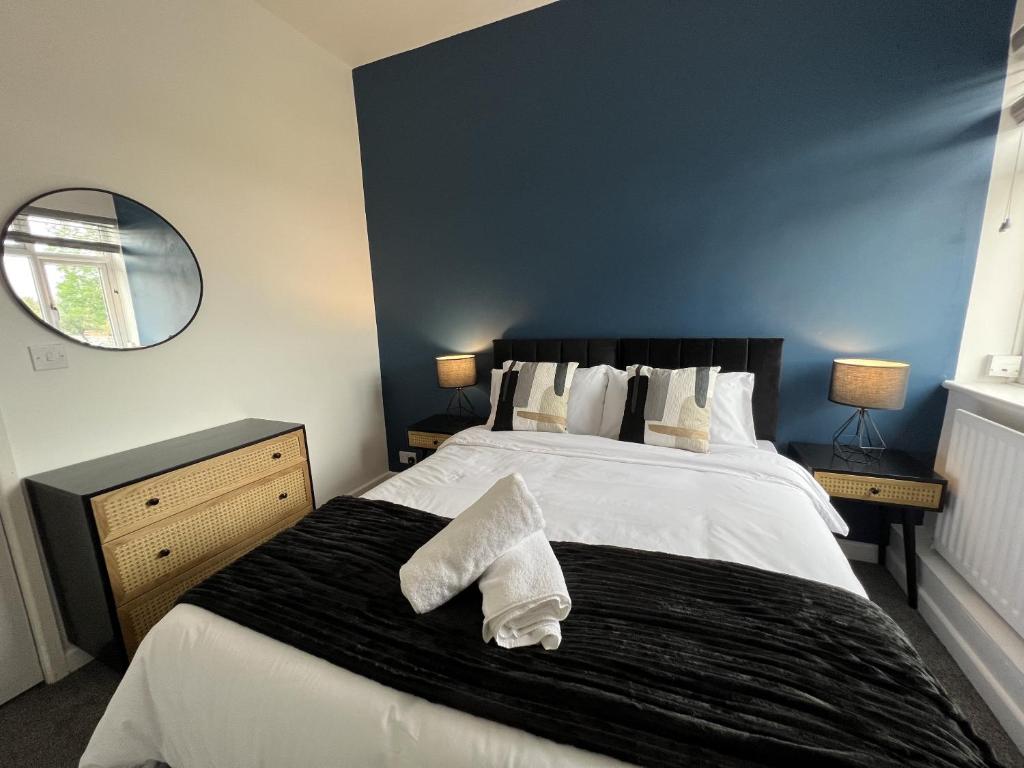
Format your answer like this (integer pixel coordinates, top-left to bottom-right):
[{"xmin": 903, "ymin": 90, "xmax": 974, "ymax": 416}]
[{"xmin": 54, "ymin": 265, "xmax": 111, "ymax": 339}]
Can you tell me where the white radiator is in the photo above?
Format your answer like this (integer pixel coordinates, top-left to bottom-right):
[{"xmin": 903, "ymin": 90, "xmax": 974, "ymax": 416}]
[{"xmin": 935, "ymin": 409, "xmax": 1024, "ymax": 638}]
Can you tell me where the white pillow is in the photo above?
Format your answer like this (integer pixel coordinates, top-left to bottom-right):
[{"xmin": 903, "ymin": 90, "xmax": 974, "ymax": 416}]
[
  {"xmin": 486, "ymin": 369, "xmax": 502, "ymax": 428},
  {"xmin": 599, "ymin": 369, "xmax": 757, "ymax": 447},
  {"xmin": 710, "ymin": 372, "xmax": 758, "ymax": 448},
  {"xmin": 566, "ymin": 365, "xmax": 610, "ymax": 435},
  {"xmin": 486, "ymin": 364, "xmax": 609, "ymax": 435},
  {"xmin": 598, "ymin": 367, "xmax": 629, "ymax": 438}
]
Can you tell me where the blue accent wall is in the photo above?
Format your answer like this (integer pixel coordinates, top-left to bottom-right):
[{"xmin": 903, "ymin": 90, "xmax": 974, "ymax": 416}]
[
  {"xmin": 354, "ymin": 0, "xmax": 1014, "ymax": 470},
  {"xmin": 114, "ymin": 197, "xmax": 201, "ymax": 346}
]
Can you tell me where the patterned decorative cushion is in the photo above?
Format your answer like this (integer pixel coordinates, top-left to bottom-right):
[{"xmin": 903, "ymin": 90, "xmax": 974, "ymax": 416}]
[
  {"xmin": 491, "ymin": 361, "xmax": 579, "ymax": 433},
  {"xmin": 617, "ymin": 365, "xmax": 720, "ymax": 452}
]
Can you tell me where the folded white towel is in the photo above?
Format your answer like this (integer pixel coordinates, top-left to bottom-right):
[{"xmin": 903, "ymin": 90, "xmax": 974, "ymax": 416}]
[
  {"xmin": 479, "ymin": 530, "xmax": 571, "ymax": 650},
  {"xmin": 399, "ymin": 473, "xmax": 544, "ymax": 614}
]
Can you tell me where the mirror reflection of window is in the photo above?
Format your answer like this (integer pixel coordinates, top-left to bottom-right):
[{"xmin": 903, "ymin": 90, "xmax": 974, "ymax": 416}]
[
  {"xmin": 3, "ymin": 255, "xmax": 43, "ymax": 318},
  {"xmin": 42, "ymin": 262, "xmax": 119, "ymax": 347},
  {"xmin": 4, "ymin": 196, "xmax": 139, "ymax": 347},
  {"xmin": 1, "ymin": 189, "xmax": 200, "ymax": 350}
]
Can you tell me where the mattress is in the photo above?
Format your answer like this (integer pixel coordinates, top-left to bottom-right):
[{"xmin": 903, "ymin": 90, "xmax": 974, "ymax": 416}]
[
  {"xmin": 81, "ymin": 428, "xmax": 862, "ymax": 768},
  {"xmin": 368, "ymin": 428, "xmax": 857, "ymax": 593}
]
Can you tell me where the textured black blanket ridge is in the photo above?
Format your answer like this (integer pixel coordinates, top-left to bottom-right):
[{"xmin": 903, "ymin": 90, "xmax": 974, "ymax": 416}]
[{"xmin": 180, "ymin": 496, "xmax": 1002, "ymax": 768}]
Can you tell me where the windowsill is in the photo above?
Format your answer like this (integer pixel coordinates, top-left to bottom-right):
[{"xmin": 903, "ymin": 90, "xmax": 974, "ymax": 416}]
[{"xmin": 943, "ymin": 379, "xmax": 1024, "ymax": 414}]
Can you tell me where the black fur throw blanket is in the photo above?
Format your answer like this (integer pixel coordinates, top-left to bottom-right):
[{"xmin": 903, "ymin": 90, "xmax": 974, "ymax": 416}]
[{"xmin": 180, "ymin": 496, "xmax": 1002, "ymax": 768}]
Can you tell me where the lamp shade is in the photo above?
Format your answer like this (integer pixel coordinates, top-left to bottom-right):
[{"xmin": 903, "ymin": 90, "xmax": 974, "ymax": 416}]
[
  {"xmin": 436, "ymin": 354, "xmax": 477, "ymax": 389},
  {"xmin": 829, "ymin": 358, "xmax": 909, "ymax": 410}
]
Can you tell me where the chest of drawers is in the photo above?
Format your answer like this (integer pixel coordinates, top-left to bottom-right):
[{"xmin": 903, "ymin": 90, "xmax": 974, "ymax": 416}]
[{"xmin": 25, "ymin": 419, "xmax": 314, "ymax": 661}]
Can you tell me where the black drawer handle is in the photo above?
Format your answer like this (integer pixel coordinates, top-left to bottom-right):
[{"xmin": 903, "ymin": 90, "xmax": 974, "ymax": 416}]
[
  {"xmin": 278, "ymin": 492, "xmax": 288, "ymax": 500},
  {"xmin": 145, "ymin": 497, "xmax": 160, "ymax": 507},
  {"xmin": 156, "ymin": 548, "xmax": 171, "ymax": 559},
  {"xmin": 869, "ymin": 487, "xmax": 881, "ymax": 495},
  {"xmin": 272, "ymin": 452, "xmax": 282, "ymax": 460}
]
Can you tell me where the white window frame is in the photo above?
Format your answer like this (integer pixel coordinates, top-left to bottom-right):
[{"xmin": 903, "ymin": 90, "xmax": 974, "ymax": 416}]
[{"xmin": 5, "ymin": 241, "xmax": 140, "ymax": 347}]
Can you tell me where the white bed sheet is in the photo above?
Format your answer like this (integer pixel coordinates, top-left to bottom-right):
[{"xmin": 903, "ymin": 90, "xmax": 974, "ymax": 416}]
[{"xmin": 82, "ymin": 429, "xmax": 862, "ymax": 768}]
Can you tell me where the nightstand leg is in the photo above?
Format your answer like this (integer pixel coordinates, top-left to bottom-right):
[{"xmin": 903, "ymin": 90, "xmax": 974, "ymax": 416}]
[
  {"xmin": 902, "ymin": 510, "xmax": 917, "ymax": 609},
  {"xmin": 878, "ymin": 511, "xmax": 890, "ymax": 566}
]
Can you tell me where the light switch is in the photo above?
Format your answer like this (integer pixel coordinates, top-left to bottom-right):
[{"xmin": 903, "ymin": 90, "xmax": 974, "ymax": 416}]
[{"xmin": 29, "ymin": 343, "xmax": 68, "ymax": 371}]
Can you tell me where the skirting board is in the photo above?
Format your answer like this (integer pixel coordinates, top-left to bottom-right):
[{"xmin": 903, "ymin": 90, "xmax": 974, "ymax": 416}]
[
  {"xmin": 348, "ymin": 471, "xmax": 395, "ymax": 497},
  {"xmin": 884, "ymin": 525, "xmax": 1024, "ymax": 752},
  {"xmin": 64, "ymin": 643, "xmax": 93, "ymax": 674},
  {"xmin": 838, "ymin": 539, "xmax": 878, "ymax": 563}
]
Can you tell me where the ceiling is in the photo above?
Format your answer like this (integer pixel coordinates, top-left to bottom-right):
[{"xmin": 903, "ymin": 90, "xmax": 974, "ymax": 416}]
[{"xmin": 255, "ymin": 0, "xmax": 557, "ymax": 68}]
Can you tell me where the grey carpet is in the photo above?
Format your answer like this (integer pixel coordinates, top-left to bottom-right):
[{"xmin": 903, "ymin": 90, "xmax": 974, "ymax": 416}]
[
  {"xmin": 0, "ymin": 660, "xmax": 120, "ymax": 768},
  {"xmin": 0, "ymin": 562, "xmax": 1021, "ymax": 768},
  {"xmin": 850, "ymin": 561, "xmax": 1024, "ymax": 768}
]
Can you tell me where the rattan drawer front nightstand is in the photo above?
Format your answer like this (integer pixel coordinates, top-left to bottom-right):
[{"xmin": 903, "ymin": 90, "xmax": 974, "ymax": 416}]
[
  {"xmin": 813, "ymin": 472, "xmax": 943, "ymax": 510},
  {"xmin": 789, "ymin": 442, "xmax": 946, "ymax": 610},
  {"xmin": 116, "ymin": 507, "xmax": 308, "ymax": 654},
  {"xmin": 406, "ymin": 414, "xmax": 486, "ymax": 461},
  {"xmin": 92, "ymin": 429, "xmax": 306, "ymax": 542},
  {"xmin": 409, "ymin": 430, "xmax": 450, "ymax": 450},
  {"xmin": 25, "ymin": 419, "xmax": 314, "ymax": 663},
  {"xmin": 102, "ymin": 465, "xmax": 312, "ymax": 604}
]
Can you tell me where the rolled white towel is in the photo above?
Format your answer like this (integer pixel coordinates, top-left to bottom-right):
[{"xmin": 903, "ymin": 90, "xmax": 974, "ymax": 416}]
[
  {"xmin": 479, "ymin": 531, "xmax": 571, "ymax": 650},
  {"xmin": 400, "ymin": 473, "xmax": 544, "ymax": 614}
]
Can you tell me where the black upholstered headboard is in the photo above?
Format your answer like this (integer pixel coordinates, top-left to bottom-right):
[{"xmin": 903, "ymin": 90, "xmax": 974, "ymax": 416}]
[{"xmin": 492, "ymin": 338, "xmax": 783, "ymax": 442}]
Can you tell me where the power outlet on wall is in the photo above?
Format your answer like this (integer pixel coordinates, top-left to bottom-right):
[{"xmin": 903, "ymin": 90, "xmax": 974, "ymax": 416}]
[
  {"xmin": 398, "ymin": 451, "xmax": 417, "ymax": 466},
  {"xmin": 987, "ymin": 354, "xmax": 1022, "ymax": 378}
]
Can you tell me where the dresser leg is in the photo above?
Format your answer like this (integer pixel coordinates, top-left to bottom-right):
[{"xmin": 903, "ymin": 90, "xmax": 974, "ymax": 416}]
[{"xmin": 902, "ymin": 511, "xmax": 917, "ymax": 609}]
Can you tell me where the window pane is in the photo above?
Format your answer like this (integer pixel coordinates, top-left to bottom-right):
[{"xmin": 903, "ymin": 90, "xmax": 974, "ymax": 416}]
[
  {"xmin": 42, "ymin": 262, "xmax": 116, "ymax": 347},
  {"xmin": 2, "ymin": 255, "xmax": 44, "ymax": 318}
]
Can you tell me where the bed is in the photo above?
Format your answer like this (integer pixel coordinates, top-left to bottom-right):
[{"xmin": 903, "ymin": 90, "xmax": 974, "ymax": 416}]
[{"xmin": 79, "ymin": 338, "xmax": 997, "ymax": 768}]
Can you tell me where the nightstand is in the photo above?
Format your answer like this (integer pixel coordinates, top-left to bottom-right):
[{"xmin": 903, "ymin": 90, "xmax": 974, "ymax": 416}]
[
  {"xmin": 408, "ymin": 414, "xmax": 486, "ymax": 455},
  {"xmin": 789, "ymin": 442, "xmax": 946, "ymax": 609}
]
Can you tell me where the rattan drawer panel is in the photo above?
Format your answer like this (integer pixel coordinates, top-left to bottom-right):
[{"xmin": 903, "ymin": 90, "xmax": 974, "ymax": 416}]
[
  {"xmin": 409, "ymin": 431, "xmax": 449, "ymax": 450},
  {"xmin": 117, "ymin": 508, "xmax": 309, "ymax": 656},
  {"xmin": 103, "ymin": 466, "xmax": 310, "ymax": 604},
  {"xmin": 813, "ymin": 471, "xmax": 943, "ymax": 509},
  {"xmin": 92, "ymin": 430, "xmax": 305, "ymax": 541}
]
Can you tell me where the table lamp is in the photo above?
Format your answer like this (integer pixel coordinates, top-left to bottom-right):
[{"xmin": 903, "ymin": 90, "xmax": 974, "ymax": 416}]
[
  {"xmin": 829, "ymin": 358, "xmax": 910, "ymax": 461},
  {"xmin": 436, "ymin": 354, "xmax": 478, "ymax": 419}
]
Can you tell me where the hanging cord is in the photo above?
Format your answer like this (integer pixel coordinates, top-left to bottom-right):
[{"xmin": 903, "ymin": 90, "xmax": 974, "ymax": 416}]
[
  {"xmin": 1000, "ymin": 128, "xmax": 1023, "ymax": 231},
  {"xmin": 1007, "ymin": 129, "xmax": 1024, "ymax": 359}
]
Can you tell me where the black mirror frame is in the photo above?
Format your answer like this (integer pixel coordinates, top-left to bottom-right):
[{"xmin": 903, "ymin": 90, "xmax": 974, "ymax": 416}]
[{"xmin": 1, "ymin": 187, "xmax": 203, "ymax": 351}]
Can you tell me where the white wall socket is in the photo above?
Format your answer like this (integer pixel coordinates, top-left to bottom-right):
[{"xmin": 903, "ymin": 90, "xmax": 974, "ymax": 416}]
[
  {"xmin": 398, "ymin": 451, "xmax": 417, "ymax": 466},
  {"xmin": 29, "ymin": 343, "xmax": 68, "ymax": 371},
  {"xmin": 987, "ymin": 354, "xmax": 1022, "ymax": 378}
]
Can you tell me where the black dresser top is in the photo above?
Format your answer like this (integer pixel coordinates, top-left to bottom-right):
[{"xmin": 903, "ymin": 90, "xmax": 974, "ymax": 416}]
[
  {"xmin": 25, "ymin": 419, "xmax": 304, "ymax": 497},
  {"xmin": 789, "ymin": 442, "xmax": 944, "ymax": 484}
]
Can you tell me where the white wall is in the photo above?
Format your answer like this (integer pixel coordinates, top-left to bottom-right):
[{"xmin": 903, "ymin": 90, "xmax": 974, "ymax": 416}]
[
  {"xmin": 891, "ymin": 384, "xmax": 1024, "ymax": 752},
  {"xmin": 29, "ymin": 190, "xmax": 118, "ymax": 219},
  {"xmin": 955, "ymin": 0, "xmax": 1024, "ymax": 382},
  {"xmin": 0, "ymin": 461, "xmax": 43, "ymax": 701},
  {"xmin": 0, "ymin": 0, "xmax": 387, "ymax": 673}
]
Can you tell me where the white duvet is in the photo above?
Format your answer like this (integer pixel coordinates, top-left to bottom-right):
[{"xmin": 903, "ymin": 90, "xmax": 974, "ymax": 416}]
[{"xmin": 81, "ymin": 429, "xmax": 863, "ymax": 768}]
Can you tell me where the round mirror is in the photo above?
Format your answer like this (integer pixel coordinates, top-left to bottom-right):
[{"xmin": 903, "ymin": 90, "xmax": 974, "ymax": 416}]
[{"xmin": 1, "ymin": 188, "xmax": 201, "ymax": 350}]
